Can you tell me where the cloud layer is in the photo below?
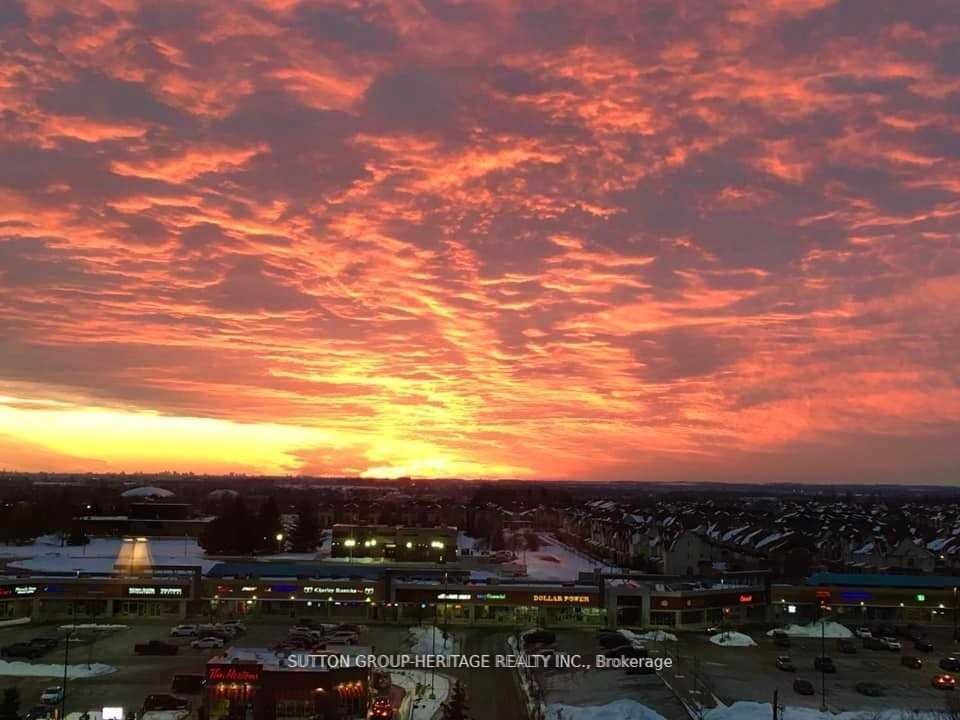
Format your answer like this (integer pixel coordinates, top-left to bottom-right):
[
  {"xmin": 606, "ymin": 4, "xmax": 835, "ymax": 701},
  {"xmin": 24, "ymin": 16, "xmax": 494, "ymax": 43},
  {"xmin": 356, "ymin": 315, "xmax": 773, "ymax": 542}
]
[{"xmin": 0, "ymin": 0, "xmax": 958, "ymax": 481}]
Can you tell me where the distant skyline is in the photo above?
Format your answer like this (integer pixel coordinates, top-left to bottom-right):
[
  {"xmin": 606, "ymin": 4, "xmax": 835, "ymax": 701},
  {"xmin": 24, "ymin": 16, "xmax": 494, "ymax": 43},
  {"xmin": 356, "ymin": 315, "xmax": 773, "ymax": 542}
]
[{"xmin": 0, "ymin": 1, "xmax": 958, "ymax": 483}]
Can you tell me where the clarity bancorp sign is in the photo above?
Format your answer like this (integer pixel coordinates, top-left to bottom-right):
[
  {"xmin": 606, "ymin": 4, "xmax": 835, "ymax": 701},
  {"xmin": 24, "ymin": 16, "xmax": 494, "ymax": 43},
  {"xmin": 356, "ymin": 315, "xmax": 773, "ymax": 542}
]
[{"xmin": 206, "ymin": 664, "xmax": 262, "ymax": 683}]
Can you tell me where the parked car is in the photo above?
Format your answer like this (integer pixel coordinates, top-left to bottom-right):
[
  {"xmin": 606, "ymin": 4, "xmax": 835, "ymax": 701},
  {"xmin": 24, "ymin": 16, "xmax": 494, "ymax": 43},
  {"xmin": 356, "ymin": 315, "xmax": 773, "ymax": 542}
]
[
  {"xmin": 191, "ymin": 636, "xmax": 225, "ymax": 649},
  {"xmin": 837, "ymin": 638, "xmax": 857, "ymax": 654},
  {"xmin": 142, "ymin": 694, "xmax": 190, "ymax": 712},
  {"xmin": 901, "ymin": 655, "xmax": 923, "ymax": 669},
  {"xmin": 814, "ymin": 656, "xmax": 836, "ymax": 673},
  {"xmin": 597, "ymin": 631, "xmax": 626, "ymax": 649},
  {"xmin": 939, "ymin": 656, "xmax": 960, "ymax": 672},
  {"xmin": 854, "ymin": 627, "xmax": 872, "ymax": 639},
  {"xmin": 914, "ymin": 638, "xmax": 934, "ymax": 652},
  {"xmin": 932, "ymin": 674, "xmax": 957, "ymax": 691},
  {"xmin": 134, "ymin": 640, "xmax": 178, "ymax": 656},
  {"xmin": 776, "ymin": 656, "xmax": 796, "ymax": 672},
  {"xmin": 170, "ymin": 625, "xmax": 198, "ymax": 637},
  {"xmin": 24, "ymin": 705, "xmax": 52, "ymax": 720},
  {"xmin": 873, "ymin": 624, "xmax": 895, "ymax": 638},
  {"xmin": 793, "ymin": 678, "xmax": 815, "ymax": 695},
  {"xmin": 171, "ymin": 673, "xmax": 206, "ymax": 694},
  {"xmin": 1, "ymin": 643, "xmax": 43, "ymax": 660},
  {"xmin": 855, "ymin": 681, "xmax": 885, "ymax": 697},
  {"xmin": 604, "ymin": 644, "xmax": 647, "ymax": 660},
  {"xmin": 326, "ymin": 631, "xmax": 358, "ymax": 645},
  {"xmin": 880, "ymin": 637, "xmax": 901, "ymax": 651},
  {"xmin": 27, "ymin": 638, "xmax": 59, "ymax": 652},
  {"xmin": 524, "ymin": 629, "xmax": 556, "ymax": 645},
  {"xmin": 367, "ymin": 696, "xmax": 394, "ymax": 720},
  {"xmin": 222, "ymin": 620, "xmax": 246, "ymax": 634},
  {"xmin": 39, "ymin": 687, "xmax": 63, "ymax": 705}
]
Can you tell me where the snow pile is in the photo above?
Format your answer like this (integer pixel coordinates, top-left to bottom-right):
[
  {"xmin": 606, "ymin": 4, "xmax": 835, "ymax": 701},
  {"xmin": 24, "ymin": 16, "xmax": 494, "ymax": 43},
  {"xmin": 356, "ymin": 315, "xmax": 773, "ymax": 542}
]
[
  {"xmin": 705, "ymin": 702, "xmax": 944, "ymax": 720},
  {"xmin": 709, "ymin": 631, "xmax": 756, "ymax": 647},
  {"xmin": 391, "ymin": 669, "xmax": 449, "ymax": 720},
  {"xmin": 766, "ymin": 620, "xmax": 852, "ymax": 639},
  {"xmin": 121, "ymin": 485, "xmax": 174, "ymax": 498},
  {"xmin": 0, "ymin": 661, "xmax": 117, "ymax": 678},
  {"xmin": 408, "ymin": 625, "xmax": 460, "ymax": 655},
  {"xmin": 0, "ymin": 617, "xmax": 30, "ymax": 628},
  {"xmin": 59, "ymin": 624, "xmax": 128, "ymax": 632},
  {"xmin": 623, "ymin": 629, "xmax": 677, "ymax": 643},
  {"xmin": 141, "ymin": 712, "xmax": 189, "ymax": 720},
  {"xmin": 547, "ymin": 700, "xmax": 667, "ymax": 720}
]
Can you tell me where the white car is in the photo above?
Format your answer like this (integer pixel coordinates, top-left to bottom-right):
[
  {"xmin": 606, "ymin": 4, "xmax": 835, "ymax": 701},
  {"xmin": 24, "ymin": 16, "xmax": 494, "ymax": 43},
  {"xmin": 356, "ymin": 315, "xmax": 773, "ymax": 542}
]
[
  {"xmin": 170, "ymin": 625, "xmax": 198, "ymax": 637},
  {"xmin": 854, "ymin": 627, "xmax": 872, "ymax": 639},
  {"xmin": 191, "ymin": 636, "xmax": 225, "ymax": 649},
  {"xmin": 223, "ymin": 620, "xmax": 246, "ymax": 633},
  {"xmin": 881, "ymin": 637, "xmax": 902, "ymax": 650},
  {"xmin": 40, "ymin": 687, "xmax": 63, "ymax": 704}
]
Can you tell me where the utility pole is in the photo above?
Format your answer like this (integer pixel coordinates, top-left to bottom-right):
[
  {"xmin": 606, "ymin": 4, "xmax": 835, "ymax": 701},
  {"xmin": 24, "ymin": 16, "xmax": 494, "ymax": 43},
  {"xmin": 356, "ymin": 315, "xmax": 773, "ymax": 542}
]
[
  {"xmin": 772, "ymin": 689, "xmax": 778, "ymax": 720},
  {"xmin": 819, "ymin": 607, "xmax": 827, "ymax": 712},
  {"xmin": 60, "ymin": 632, "xmax": 71, "ymax": 720}
]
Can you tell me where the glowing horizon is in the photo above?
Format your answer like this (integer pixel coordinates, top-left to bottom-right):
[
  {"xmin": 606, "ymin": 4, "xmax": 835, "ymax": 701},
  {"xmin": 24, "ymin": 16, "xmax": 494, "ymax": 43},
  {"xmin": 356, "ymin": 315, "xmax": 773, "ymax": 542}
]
[{"xmin": 1, "ymin": 1, "xmax": 958, "ymax": 483}]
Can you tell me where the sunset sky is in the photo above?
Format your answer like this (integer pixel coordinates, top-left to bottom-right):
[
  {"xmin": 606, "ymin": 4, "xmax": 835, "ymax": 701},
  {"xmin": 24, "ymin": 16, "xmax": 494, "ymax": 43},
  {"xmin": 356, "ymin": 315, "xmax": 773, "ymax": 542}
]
[{"xmin": 1, "ymin": 1, "xmax": 958, "ymax": 482}]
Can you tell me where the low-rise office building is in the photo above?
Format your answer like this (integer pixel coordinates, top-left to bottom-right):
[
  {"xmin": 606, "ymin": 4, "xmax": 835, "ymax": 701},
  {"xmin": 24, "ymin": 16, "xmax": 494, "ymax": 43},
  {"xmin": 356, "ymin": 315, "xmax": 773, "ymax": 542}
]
[{"xmin": 771, "ymin": 572, "xmax": 960, "ymax": 628}]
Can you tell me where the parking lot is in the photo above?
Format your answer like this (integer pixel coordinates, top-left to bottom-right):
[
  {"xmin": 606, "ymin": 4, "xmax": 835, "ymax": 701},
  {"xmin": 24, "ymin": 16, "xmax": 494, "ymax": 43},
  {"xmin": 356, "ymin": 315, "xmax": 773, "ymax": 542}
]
[
  {"xmin": 686, "ymin": 626, "xmax": 960, "ymax": 713},
  {"xmin": 524, "ymin": 626, "xmax": 960, "ymax": 719}
]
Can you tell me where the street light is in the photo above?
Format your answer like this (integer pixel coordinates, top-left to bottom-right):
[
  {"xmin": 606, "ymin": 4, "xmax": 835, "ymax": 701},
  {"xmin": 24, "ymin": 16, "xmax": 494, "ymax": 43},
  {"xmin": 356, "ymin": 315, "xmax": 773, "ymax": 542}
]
[{"xmin": 275, "ymin": 533, "xmax": 284, "ymax": 553}]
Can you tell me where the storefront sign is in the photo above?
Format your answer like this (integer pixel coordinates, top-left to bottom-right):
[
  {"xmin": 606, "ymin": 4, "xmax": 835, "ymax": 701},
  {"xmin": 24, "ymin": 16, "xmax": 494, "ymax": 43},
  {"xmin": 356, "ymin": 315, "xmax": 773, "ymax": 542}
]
[
  {"xmin": 207, "ymin": 664, "xmax": 261, "ymax": 683},
  {"xmin": 127, "ymin": 586, "xmax": 184, "ymax": 597},
  {"xmin": 14, "ymin": 586, "xmax": 37, "ymax": 596},
  {"xmin": 532, "ymin": 594, "xmax": 592, "ymax": 604},
  {"xmin": 437, "ymin": 593, "xmax": 471, "ymax": 601},
  {"xmin": 738, "ymin": 594, "xmax": 753, "ymax": 603},
  {"xmin": 475, "ymin": 592, "xmax": 506, "ymax": 601},
  {"xmin": 303, "ymin": 586, "xmax": 374, "ymax": 596}
]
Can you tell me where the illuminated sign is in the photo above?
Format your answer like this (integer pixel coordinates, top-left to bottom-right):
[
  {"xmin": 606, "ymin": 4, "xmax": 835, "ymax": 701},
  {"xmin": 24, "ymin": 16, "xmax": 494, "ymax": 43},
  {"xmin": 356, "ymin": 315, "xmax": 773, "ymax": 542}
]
[
  {"xmin": 127, "ymin": 586, "xmax": 184, "ymax": 597},
  {"xmin": 14, "ymin": 586, "xmax": 37, "ymax": 596},
  {"xmin": 207, "ymin": 664, "xmax": 261, "ymax": 683},
  {"xmin": 532, "ymin": 594, "xmax": 591, "ymax": 604},
  {"xmin": 916, "ymin": 593, "xmax": 926, "ymax": 602},
  {"xmin": 787, "ymin": 604, "xmax": 797, "ymax": 614},
  {"xmin": 475, "ymin": 593, "xmax": 507, "ymax": 601},
  {"xmin": 303, "ymin": 586, "xmax": 371, "ymax": 596},
  {"xmin": 437, "ymin": 593, "xmax": 471, "ymax": 601},
  {"xmin": 815, "ymin": 590, "xmax": 831, "ymax": 600},
  {"xmin": 240, "ymin": 586, "xmax": 258, "ymax": 592},
  {"xmin": 102, "ymin": 708, "xmax": 124, "ymax": 720},
  {"xmin": 738, "ymin": 594, "xmax": 754, "ymax": 604}
]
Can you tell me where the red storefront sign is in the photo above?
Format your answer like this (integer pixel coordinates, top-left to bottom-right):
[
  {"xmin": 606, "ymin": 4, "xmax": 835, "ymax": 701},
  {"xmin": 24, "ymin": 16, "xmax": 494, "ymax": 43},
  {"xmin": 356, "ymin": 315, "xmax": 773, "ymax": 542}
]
[
  {"xmin": 739, "ymin": 594, "xmax": 753, "ymax": 604},
  {"xmin": 207, "ymin": 664, "xmax": 261, "ymax": 683}
]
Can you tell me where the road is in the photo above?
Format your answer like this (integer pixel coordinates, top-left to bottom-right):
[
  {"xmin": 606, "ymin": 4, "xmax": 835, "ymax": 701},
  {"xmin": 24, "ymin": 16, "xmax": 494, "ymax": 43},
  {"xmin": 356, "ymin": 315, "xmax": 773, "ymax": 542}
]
[{"xmin": 451, "ymin": 629, "xmax": 525, "ymax": 720}]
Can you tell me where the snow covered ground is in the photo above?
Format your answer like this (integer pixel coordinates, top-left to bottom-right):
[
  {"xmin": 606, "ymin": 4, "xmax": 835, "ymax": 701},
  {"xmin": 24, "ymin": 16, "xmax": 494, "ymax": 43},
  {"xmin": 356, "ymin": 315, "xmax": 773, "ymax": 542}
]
[
  {"xmin": 767, "ymin": 620, "xmax": 852, "ymax": 639},
  {"xmin": 0, "ymin": 660, "xmax": 117, "ymax": 678},
  {"xmin": 546, "ymin": 700, "xmax": 667, "ymax": 720},
  {"xmin": 709, "ymin": 631, "xmax": 756, "ymax": 647},
  {"xmin": 0, "ymin": 535, "xmax": 220, "ymax": 573},
  {"xmin": 407, "ymin": 625, "xmax": 460, "ymax": 655},
  {"xmin": 705, "ymin": 702, "xmax": 945, "ymax": 720},
  {"xmin": 391, "ymin": 669, "xmax": 450, "ymax": 720},
  {"xmin": 515, "ymin": 534, "xmax": 620, "ymax": 581},
  {"xmin": 623, "ymin": 629, "xmax": 677, "ymax": 643},
  {"xmin": 0, "ymin": 534, "xmax": 326, "ymax": 574}
]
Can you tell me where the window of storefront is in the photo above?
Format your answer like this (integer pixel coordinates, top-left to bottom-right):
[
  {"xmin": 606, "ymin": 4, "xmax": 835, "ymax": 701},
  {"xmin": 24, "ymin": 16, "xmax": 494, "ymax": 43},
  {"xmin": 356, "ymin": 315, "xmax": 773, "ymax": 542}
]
[{"xmin": 650, "ymin": 611, "xmax": 676, "ymax": 626}]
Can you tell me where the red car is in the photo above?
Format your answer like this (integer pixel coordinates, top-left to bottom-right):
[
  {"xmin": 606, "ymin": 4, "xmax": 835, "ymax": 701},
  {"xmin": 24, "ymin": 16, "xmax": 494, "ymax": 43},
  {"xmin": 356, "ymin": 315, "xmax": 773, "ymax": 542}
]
[
  {"xmin": 367, "ymin": 697, "xmax": 394, "ymax": 719},
  {"xmin": 932, "ymin": 674, "xmax": 957, "ymax": 690}
]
